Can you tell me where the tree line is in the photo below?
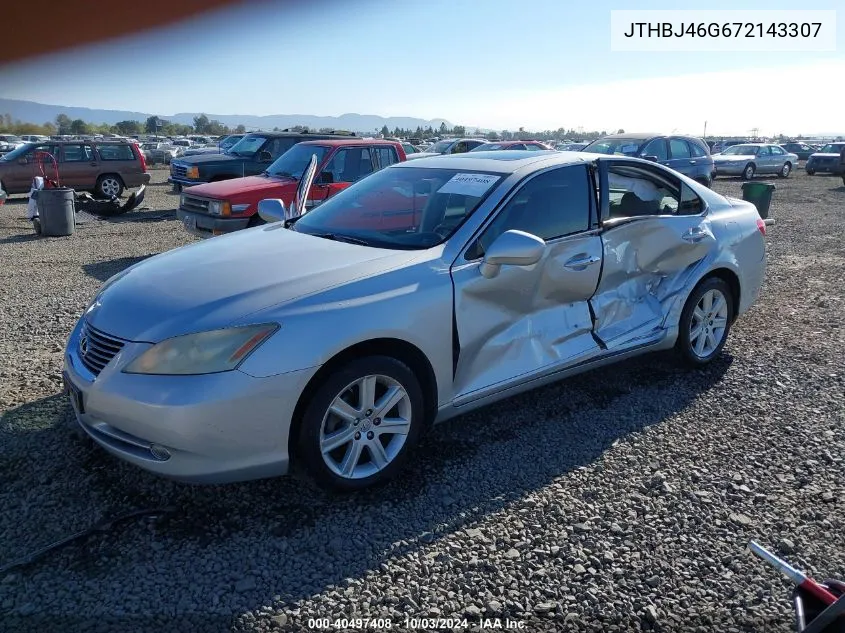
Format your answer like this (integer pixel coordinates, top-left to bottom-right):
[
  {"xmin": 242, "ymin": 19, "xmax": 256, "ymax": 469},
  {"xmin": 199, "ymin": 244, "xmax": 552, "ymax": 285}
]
[{"xmin": 0, "ymin": 113, "xmax": 247, "ymax": 137}]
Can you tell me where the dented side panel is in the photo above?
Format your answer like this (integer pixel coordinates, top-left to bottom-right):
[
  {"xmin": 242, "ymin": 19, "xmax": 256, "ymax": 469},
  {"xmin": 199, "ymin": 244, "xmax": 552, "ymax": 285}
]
[
  {"xmin": 451, "ymin": 234, "xmax": 603, "ymax": 402},
  {"xmin": 591, "ymin": 216, "xmax": 715, "ymax": 349}
]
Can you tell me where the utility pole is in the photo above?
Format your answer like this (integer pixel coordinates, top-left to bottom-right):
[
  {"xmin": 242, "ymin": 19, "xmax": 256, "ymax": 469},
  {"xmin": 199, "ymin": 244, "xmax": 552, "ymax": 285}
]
[{"xmin": 703, "ymin": 121, "xmax": 707, "ymax": 140}]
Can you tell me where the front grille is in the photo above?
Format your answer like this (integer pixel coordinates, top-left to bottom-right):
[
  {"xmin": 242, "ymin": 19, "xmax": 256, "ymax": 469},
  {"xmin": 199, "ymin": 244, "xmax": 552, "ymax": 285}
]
[
  {"xmin": 181, "ymin": 195, "xmax": 210, "ymax": 214},
  {"xmin": 79, "ymin": 321, "xmax": 127, "ymax": 376},
  {"xmin": 171, "ymin": 163, "xmax": 187, "ymax": 178}
]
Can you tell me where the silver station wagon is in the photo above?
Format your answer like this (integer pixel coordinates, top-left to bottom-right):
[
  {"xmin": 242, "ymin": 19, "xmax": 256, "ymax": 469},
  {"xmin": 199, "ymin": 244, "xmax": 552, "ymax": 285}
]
[{"xmin": 63, "ymin": 151, "xmax": 768, "ymax": 491}]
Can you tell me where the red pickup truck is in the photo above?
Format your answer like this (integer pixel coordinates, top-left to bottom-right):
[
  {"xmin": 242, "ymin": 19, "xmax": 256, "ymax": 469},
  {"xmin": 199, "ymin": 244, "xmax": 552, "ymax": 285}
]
[{"xmin": 176, "ymin": 139, "xmax": 406, "ymax": 238}]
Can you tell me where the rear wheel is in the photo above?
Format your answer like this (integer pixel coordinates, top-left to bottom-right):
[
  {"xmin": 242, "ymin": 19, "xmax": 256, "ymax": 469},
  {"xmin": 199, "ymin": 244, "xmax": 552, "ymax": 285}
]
[
  {"xmin": 741, "ymin": 163, "xmax": 756, "ymax": 180},
  {"xmin": 779, "ymin": 162, "xmax": 792, "ymax": 178},
  {"xmin": 675, "ymin": 277, "xmax": 735, "ymax": 367},
  {"xmin": 296, "ymin": 356, "xmax": 424, "ymax": 491},
  {"xmin": 95, "ymin": 174, "xmax": 124, "ymax": 199}
]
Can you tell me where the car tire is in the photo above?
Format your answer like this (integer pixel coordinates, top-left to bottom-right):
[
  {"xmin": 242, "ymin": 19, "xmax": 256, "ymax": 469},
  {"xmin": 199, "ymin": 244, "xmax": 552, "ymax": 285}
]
[
  {"xmin": 675, "ymin": 277, "xmax": 735, "ymax": 367},
  {"xmin": 246, "ymin": 215, "xmax": 265, "ymax": 228},
  {"xmin": 806, "ymin": 169, "xmax": 815, "ymax": 176},
  {"xmin": 696, "ymin": 176, "xmax": 712, "ymax": 188},
  {"xmin": 173, "ymin": 183, "xmax": 182, "ymax": 193},
  {"xmin": 296, "ymin": 356, "xmax": 425, "ymax": 492},
  {"xmin": 741, "ymin": 164, "xmax": 755, "ymax": 180},
  {"xmin": 95, "ymin": 174, "xmax": 124, "ymax": 199},
  {"xmin": 779, "ymin": 162, "xmax": 792, "ymax": 178}
]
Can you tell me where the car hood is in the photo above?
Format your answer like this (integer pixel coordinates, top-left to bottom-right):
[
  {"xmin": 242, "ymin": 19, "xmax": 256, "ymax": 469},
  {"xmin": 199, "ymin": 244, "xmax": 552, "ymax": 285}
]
[
  {"xmin": 174, "ymin": 152, "xmax": 243, "ymax": 166},
  {"xmin": 713, "ymin": 154, "xmax": 755, "ymax": 162},
  {"xmin": 808, "ymin": 152, "xmax": 842, "ymax": 159},
  {"xmin": 84, "ymin": 227, "xmax": 418, "ymax": 342},
  {"xmin": 184, "ymin": 175, "xmax": 296, "ymax": 199},
  {"xmin": 406, "ymin": 152, "xmax": 441, "ymax": 160}
]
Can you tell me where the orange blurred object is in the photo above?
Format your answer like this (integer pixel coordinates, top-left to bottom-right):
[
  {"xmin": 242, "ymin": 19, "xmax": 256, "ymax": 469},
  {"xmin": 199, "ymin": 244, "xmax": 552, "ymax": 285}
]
[{"xmin": 1, "ymin": 0, "xmax": 249, "ymax": 64}]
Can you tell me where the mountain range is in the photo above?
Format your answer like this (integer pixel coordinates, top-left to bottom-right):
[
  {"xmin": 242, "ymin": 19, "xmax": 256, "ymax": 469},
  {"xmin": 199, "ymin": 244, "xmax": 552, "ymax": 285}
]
[{"xmin": 0, "ymin": 98, "xmax": 457, "ymax": 133}]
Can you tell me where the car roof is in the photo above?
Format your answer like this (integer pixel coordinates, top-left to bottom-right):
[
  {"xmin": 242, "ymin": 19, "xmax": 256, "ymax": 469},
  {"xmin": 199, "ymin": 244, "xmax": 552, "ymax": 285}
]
[
  {"xmin": 244, "ymin": 131, "xmax": 357, "ymax": 138},
  {"xmin": 298, "ymin": 139, "xmax": 401, "ymax": 147},
  {"xmin": 598, "ymin": 133, "xmax": 663, "ymax": 140},
  {"xmin": 392, "ymin": 149, "xmax": 585, "ymax": 172}
]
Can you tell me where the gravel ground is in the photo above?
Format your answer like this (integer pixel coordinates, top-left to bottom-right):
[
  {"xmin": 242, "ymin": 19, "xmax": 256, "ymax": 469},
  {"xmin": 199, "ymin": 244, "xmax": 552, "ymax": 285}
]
[{"xmin": 0, "ymin": 167, "xmax": 843, "ymax": 633}]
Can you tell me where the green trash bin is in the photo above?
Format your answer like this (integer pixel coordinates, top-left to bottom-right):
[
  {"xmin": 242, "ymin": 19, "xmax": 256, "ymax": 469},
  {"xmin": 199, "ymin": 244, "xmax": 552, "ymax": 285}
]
[{"xmin": 741, "ymin": 181, "xmax": 775, "ymax": 220}]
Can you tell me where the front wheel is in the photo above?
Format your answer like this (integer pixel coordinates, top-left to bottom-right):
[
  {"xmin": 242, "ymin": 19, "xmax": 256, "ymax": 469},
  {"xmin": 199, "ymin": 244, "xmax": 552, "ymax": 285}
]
[
  {"xmin": 806, "ymin": 169, "xmax": 815, "ymax": 176},
  {"xmin": 675, "ymin": 277, "xmax": 735, "ymax": 367},
  {"xmin": 779, "ymin": 162, "xmax": 792, "ymax": 178},
  {"xmin": 296, "ymin": 356, "xmax": 425, "ymax": 491}
]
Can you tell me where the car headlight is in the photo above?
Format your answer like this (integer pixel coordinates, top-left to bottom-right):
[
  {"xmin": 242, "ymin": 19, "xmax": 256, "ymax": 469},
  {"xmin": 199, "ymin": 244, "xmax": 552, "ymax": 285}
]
[
  {"xmin": 208, "ymin": 200, "xmax": 231, "ymax": 216},
  {"xmin": 124, "ymin": 324, "xmax": 278, "ymax": 375},
  {"xmin": 186, "ymin": 166, "xmax": 199, "ymax": 179}
]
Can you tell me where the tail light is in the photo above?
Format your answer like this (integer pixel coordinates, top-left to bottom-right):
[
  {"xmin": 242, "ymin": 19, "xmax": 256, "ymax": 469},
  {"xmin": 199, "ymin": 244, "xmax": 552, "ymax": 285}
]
[
  {"xmin": 756, "ymin": 218, "xmax": 766, "ymax": 236},
  {"xmin": 134, "ymin": 143, "xmax": 148, "ymax": 172}
]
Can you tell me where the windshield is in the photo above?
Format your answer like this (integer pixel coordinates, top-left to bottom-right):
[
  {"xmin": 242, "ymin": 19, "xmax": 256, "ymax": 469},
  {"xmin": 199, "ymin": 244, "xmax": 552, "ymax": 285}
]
[
  {"xmin": 219, "ymin": 135, "xmax": 243, "ymax": 151},
  {"xmin": 583, "ymin": 138, "xmax": 644, "ymax": 156},
  {"xmin": 228, "ymin": 135, "xmax": 268, "ymax": 156},
  {"xmin": 722, "ymin": 144, "xmax": 759, "ymax": 155},
  {"xmin": 472, "ymin": 143, "xmax": 504, "ymax": 151},
  {"xmin": 0, "ymin": 143, "xmax": 35, "ymax": 161},
  {"xmin": 427, "ymin": 140, "xmax": 454, "ymax": 154},
  {"xmin": 266, "ymin": 144, "xmax": 330, "ymax": 178},
  {"xmin": 293, "ymin": 166, "xmax": 506, "ymax": 249},
  {"xmin": 819, "ymin": 144, "xmax": 843, "ymax": 153}
]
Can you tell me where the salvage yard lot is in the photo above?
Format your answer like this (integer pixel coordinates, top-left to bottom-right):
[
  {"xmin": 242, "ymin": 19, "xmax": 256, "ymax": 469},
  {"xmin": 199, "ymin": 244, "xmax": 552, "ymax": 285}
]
[{"xmin": 0, "ymin": 168, "xmax": 843, "ymax": 632}]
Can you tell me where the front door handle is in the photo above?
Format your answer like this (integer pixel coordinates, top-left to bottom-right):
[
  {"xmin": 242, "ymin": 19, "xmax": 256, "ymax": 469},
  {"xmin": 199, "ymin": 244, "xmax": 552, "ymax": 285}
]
[
  {"xmin": 682, "ymin": 227, "xmax": 708, "ymax": 242},
  {"xmin": 564, "ymin": 254, "xmax": 601, "ymax": 270},
  {"xmin": 689, "ymin": 160, "xmax": 696, "ymax": 164}
]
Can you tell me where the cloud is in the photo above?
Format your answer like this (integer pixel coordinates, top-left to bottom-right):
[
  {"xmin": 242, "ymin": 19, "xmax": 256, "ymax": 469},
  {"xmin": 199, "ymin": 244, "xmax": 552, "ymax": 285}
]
[{"xmin": 443, "ymin": 59, "xmax": 845, "ymax": 135}]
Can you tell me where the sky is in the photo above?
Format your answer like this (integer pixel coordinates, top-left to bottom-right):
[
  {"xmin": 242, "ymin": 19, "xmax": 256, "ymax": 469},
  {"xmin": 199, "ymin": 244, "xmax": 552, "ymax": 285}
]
[{"xmin": 0, "ymin": 0, "xmax": 843, "ymax": 136}]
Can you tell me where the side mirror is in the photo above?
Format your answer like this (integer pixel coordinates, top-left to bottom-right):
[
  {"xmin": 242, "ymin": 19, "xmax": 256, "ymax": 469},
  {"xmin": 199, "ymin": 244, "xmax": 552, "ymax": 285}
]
[
  {"xmin": 317, "ymin": 171, "xmax": 334, "ymax": 185},
  {"xmin": 257, "ymin": 198, "xmax": 287, "ymax": 224},
  {"xmin": 479, "ymin": 229, "xmax": 545, "ymax": 279},
  {"xmin": 257, "ymin": 150, "xmax": 273, "ymax": 162},
  {"xmin": 642, "ymin": 155, "xmax": 659, "ymax": 162}
]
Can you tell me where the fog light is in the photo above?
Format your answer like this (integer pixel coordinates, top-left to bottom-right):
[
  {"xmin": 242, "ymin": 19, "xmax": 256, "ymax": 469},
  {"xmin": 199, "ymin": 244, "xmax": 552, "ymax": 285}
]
[{"xmin": 150, "ymin": 444, "xmax": 171, "ymax": 461}]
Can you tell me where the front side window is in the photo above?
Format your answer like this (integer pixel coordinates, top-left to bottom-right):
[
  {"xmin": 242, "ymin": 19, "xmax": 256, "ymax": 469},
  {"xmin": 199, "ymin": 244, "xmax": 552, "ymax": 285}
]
[
  {"xmin": 322, "ymin": 147, "xmax": 374, "ymax": 183},
  {"xmin": 583, "ymin": 138, "xmax": 644, "ymax": 156},
  {"xmin": 451, "ymin": 141, "xmax": 469, "ymax": 154},
  {"xmin": 689, "ymin": 141, "xmax": 707, "ymax": 158},
  {"xmin": 293, "ymin": 167, "xmax": 505, "ymax": 249},
  {"xmin": 470, "ymin": 165, "xmax": 593, "ymax": 258}
]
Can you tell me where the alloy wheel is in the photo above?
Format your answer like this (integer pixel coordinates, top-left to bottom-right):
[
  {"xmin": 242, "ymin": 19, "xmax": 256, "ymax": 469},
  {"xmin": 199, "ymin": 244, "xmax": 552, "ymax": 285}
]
[
  {"xmin": 689, "ymin": 289, "xmax": 729, "ymax": 358},
  {"xmin": 100, "ymin": 177, "xmax": 121, "ymax": 197},
  {"xmin": 319, "ymin": 374, "xmax": 412, "ymax": 480}
]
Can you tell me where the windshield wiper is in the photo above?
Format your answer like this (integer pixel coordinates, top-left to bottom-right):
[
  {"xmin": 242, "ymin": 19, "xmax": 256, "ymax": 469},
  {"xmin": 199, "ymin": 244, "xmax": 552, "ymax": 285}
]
[
  {"xmin": 269, "ymin": 171, "xmax": 296, "ymax": 179},
  {"xmin": 309, "ymin": 232, "xmax": 370, "ymax": 246}
]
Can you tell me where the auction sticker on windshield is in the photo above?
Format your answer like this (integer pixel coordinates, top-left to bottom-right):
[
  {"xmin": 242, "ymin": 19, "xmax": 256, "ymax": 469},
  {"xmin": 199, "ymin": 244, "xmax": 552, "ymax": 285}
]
[{"xmin": 437, "ymin": 173, "xmax": 500, "ymax": 197}]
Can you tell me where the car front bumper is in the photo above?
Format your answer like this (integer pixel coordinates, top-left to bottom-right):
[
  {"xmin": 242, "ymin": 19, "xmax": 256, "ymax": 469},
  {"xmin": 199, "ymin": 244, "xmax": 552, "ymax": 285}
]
[
  {"xmin": 168, "ymin": 176, "xmax": 209, "ymax": 188},
  {"xmin": 62, "ymin": 318, "xmax": 317, "ymax": 484},
  {"xmin": 177, "ymin": 209, "xmax": 252, "ymax": 238}
]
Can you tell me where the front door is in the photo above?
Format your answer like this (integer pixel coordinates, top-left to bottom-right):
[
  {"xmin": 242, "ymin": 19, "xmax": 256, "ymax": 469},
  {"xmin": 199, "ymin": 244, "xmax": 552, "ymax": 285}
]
[
  {"xmin": 591, "ymin": 158, "xmax": 715, "ymax": 350},
  {"xmin": 451, "ymin": 163, "xmax": 603, "ymax": 404}
]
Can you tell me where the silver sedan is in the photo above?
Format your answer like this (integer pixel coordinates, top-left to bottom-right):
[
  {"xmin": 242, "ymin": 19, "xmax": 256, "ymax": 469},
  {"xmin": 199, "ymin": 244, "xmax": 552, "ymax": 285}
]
[
  {"xmin": 712, "ymin": 143, "xmax": 799, "ymax": 180},
  {"xmin": 63, "ymin": 151, "xmax": 768, "ymax": 491}
]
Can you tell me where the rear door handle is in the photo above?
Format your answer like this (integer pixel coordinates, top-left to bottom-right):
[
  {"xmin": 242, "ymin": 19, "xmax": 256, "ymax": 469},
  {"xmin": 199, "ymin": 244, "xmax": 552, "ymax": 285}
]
[
  {"xmin": 564, "ymin": 254, "xmax": 601, "ymax": 270},
  {"xmin": 682, "ymin": 227, "xmax": 708, "ymax": 242}
]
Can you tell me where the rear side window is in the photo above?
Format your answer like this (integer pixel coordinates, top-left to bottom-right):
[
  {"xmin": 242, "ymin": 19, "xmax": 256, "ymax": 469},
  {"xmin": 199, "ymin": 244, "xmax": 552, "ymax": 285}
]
[
  {"xmin": 375, "ymin": 147, "xmax": 398, "ymax": 168},
  {"xmin": 770, "ymin": 146, "xmax": 785, "ymax": 155},
  {"xmin": 669, "ymin": 139, "xmax": 691, "ymax": 159},
  {"xmin": 97, "ymin": 144, "xmax": 135, "ymax": 161},
  {"xmin": 689, "ymin": 141, "xmax": 707, "ymax": 158}
]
